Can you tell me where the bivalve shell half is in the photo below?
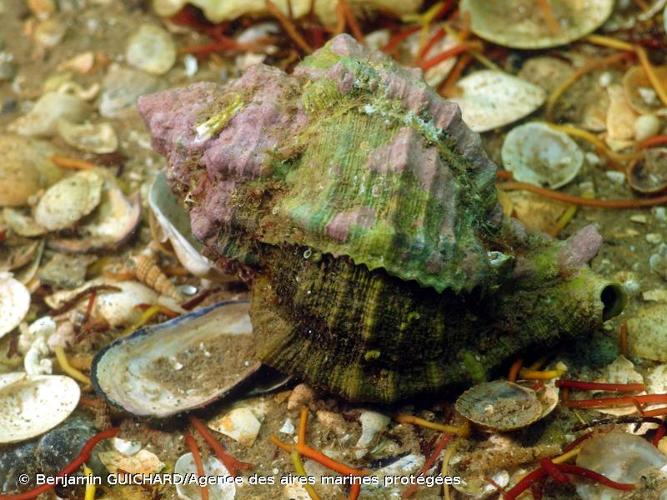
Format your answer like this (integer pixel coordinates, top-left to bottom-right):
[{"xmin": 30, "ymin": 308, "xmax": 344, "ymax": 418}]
[
  {"xmin": 56, "ymin": 120, "xmax": 119, "ymax": 154},
  {"xmin": 0, "ymin": 273, "xmax": 30, "ymax": 339},
  {"xmin": 126, "ymin": 24, "xmax": 177, "ymax": 76},
  {"xmin": 148, "ymin": 172, "xmax": 213, "ymax": 277},
  {"xmin": 34, "ymin": 170, "xmax": 104, "ymax": 231},
  {"xmin": 0, "ymin": 373, "xmax": 80, "ymax": 444},
  {"xmin": 455, "ymin": 380, "xmax": 544, "ymax": 431},
  {"xmin": 623, "ymin": 65, "xmax": 667, "ymax": 114},
  {"xmin": 92, "ymin": 301, "xmax": 261, "ymax": 417},
  {"xmin": 9, "ymin": 92, "xmax": 91, "ymax": 138},
  {"xmin": 174, "ymin": 453, "xmax": 235, "ymax": 500},
  {"xmin": 461, "ymin": 0, "xmax": 614, "ymax": 49},
  {"xmin": 501, "ymin": 122, "xmax": 583, "ymax": 189},
  {"xmin": 449, "ymin": 70, "xmax": 545, "ymax": 132},
  {"xmin": 627, "ymin": 148, "xmax": 667, "ymax": 194}
]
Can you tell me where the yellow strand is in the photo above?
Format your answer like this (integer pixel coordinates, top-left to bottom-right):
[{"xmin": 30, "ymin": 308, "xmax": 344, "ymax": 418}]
[
  {"xmin": 395, "ymin": 415, "xmax": 471, "ymax": 437},
  {"xmin": 54, "ymin": 346, "xmax": 91, "ymax": 385}
]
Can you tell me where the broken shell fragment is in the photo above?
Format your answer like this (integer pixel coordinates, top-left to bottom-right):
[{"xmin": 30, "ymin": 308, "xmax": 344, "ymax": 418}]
[
  {"xmin": 0, "ymin": 373, "xmax": 80, "ymax": 444},
  {"xmin": 34, "ymin": 170, "xmax": 104, "ymax": 231},
  {"xmin": 91, "ymin": 301, "xmax": 261, "ymax": 417},
  {"xmin": 126, "ymin": 24, "xmax": 176, "ymax": 76},
  {"xmin": 501, "ymin": 122, "xmax": 583, "ymax": 189},
  {"xmin": 99, "ymin": 448, "xmax": 165, "ymax": 474},
  {"xmin": 627, "ymin": 148, "xmax": 667, "ymax": 194},
  {"xmin": 0, "ymin": 273, "xmax": 30, "ymax": 340},
  {"xmin": 2, "ymin": 208, "xmax": 47, "ymax": 237},
  {"xmin": 461, "ymin": 0, "xmax": 614, "ymax": 49},
  {"xmin": 148, "ymin": 172, "xmax": 213, "ymax": 277},
  {"xmin": 56, "ymin": 120, "xmax": 118, "ymax": 154},
  {"xmin": 455, "ymin": 380, "xmax": 546, "ymax": 431},
  {"xmin": 449, "ymin": 70, "xmax": 546, "ymax": 132},
  {"xmin": 208, "ymin": 403, "xmax": 264, "ymax": 447},
  {"xmin": 9, "ymin": 92, "xmax": 91, "ymax": 138},
  {"xmin": 174, "ymin": 453, "xmax": 235, "ymax": 500},
  {"xmin": 0, "ymin": 134, "xmax": 63, "ymax": 207}
]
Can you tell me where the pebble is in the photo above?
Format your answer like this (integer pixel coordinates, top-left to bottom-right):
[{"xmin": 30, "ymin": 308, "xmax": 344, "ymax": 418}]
[
  {"xmin": 627, "ymin": 304, "xmax": 667, "ymax": 361},
  {"xmin": 33, "ymin": 18, "xmax": 67, "ymax": 48},
  {"xmin": 605, "ymin": 170, "xmax": 626, "ymax": 185},
  {"xmin": 99, "ymin": 65, "xmax": 160, "ymax": 118},
  {"xmin": 634, "ymin": 114, "xmax": 661, "ymax": 141},
  {"xmin": 315, "ymin": 410, "xmax": 347, "ymax": 436},
  {"xmin": 287, "ymin": 383, "xmax": 314, "ymax": 411},
  {"xmin": 9, "ymin": 92, "xmax": 91, "ymax": 137},
  {"xmin": 126, "ymin": 24, "xmax": 176, "ymax": 75},
  {"xmin": 0, "ymin": 52, "xmax": 16, "ymax": 81},
  {"xmin": 647, "ymin": 233, "xmax": 663, "ymax": 244}
]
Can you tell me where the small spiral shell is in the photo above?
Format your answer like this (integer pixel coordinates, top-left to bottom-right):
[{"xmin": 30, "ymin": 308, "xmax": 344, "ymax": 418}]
[{"xmin": 132, "ymin": 254, "xmax": 181, "ymax": 300}]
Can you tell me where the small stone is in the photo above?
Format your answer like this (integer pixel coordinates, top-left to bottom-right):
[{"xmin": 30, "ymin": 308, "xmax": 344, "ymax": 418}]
[
  {"xmin": 99, "ymin": 65, "xmax": 160, "ymax": 118},
  {"xmin": 642, "ymin": 289, "xmax": 667, "ymax": 302},
  {"xmin": 316, "ymin": 410, "xmax": 347, "ymax": 436},
  {"xmin": 126, "ymin": 24, "xmax": 176, "ymax": 75},
  {"xmin": 9, "ymin": 92, "xmax": 91, "ymax": 137},
  {"xmin": 634, "ymin": 114, "xmax": 661, "ymax": 141},
  {"xmin": 627, "ymin": 304, "xmax": 667, "ymax": 362},
  {"xmin": 654, "ymin": 207, "xmax": 667, "ymax": 222},
  {"xmin": 630, "ymin": 214, "xmax": 648, "ymax": 224},
  {"xmin": 605, "ymin": 171, "xmax": 626, "ymax": 184},
  {"xmin": 647, "ymin": 233, "xmax": 663, "ymax": 244},
  {"xmin": 287, "ymin": 384, "xmax": 314, "ymax": 411}
]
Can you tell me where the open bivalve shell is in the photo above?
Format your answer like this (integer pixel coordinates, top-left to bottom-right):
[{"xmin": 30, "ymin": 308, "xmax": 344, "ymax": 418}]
[
  {"xmin": 174, "ymin": 453, "xmax": 235, "ymax": 500},
  {"xmin": 0, "ymin": 372, "xmax": 80, "ymax": 444},
  {"xmin": 455, "ymin": 380, "xmax": 558, "ymax": 431},
  {"xmin": 501, "ymin": 122, "xmax": 584, "ymax": 189},
  {"xmin": 449, "ymin": 70, "xmax": 546, "ymax": 132},
  {"xmin": 92, "ymin": 301, "xmax": 261, "ymax": 418},
  {"xmin": 461, "ymin": 0, "xmax": 614, "ymax": 49}
]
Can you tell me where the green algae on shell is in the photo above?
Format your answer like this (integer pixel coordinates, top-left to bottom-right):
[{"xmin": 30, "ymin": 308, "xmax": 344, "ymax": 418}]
[{"xmin": 139, "ymin": 34, "xmax": 625, "ymax": 403}]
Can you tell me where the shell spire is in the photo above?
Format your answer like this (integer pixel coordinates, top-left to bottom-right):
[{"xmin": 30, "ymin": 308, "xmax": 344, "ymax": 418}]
[{"xmin": 139, "ymin": 34, "xmax": 500, "ymax": 294}]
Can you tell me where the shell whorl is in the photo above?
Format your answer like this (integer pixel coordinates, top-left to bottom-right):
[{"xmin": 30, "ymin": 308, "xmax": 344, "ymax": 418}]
[{"xmin": 139, "ymin": 34, "xmax": 500, "ymax": 294}]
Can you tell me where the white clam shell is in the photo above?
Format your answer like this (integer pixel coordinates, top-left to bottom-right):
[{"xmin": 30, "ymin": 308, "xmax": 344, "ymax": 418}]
[
  {"xmin": 126, "ymin": 24, "xmax": 177, "ymax": 76},
  {"xmin": 34, "ymin": 170, "xmax": 104, "ymax": 231},
  {"xmin": 501, "ymin": 121, "xmax": 583, "ymax": 189},
  {"xmin": 174, "ymin": 453, "xmax": 235, "ymax": 500},
  {"xmin": 57, "ymin": 120, "xmax": 119, "ymax": 154},
  {"xmin": 461, "ymin": 0, "xmax": 614, "ymax": 49},
  {"xmin": 0, "ymin": 273, "xmax": 30, "ymax": 339},
  {"xmin": 450, "ymin": 70, "xmax": 545, "ymax": 132},
  {"xmin": 0, "ymin": 373, "xmax": 80, "ymax": 444},
  {"xmin": 9, "ymin": 92, "xmax": 91, "ymax": 137}
]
